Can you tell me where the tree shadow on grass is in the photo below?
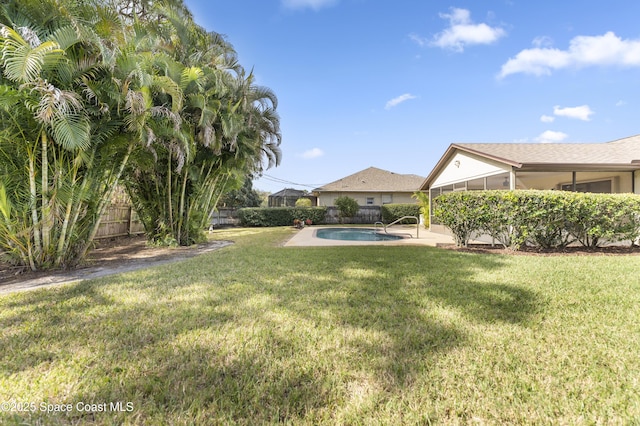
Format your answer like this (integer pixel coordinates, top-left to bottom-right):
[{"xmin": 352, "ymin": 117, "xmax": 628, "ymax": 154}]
[
  {"xmin": 271, "ymin": 247, "xmax": 542, "ymax": 385},
  {"xmin": 0, "ymin": 244, "xmax": 543, "ymax": 424}
]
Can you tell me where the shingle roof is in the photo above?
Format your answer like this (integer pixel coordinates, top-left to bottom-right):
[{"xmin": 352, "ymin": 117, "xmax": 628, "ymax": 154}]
[
  {"xmin": 455, "ymin": 134, "xmax": 640, "ymax": 166},
  {"xmin": 269, "ymin": 188, "xmax": 307, "ymax": 198},
  {"xmin": 315, "ymin": 167, "xmax": 425, "ymax": 192}
]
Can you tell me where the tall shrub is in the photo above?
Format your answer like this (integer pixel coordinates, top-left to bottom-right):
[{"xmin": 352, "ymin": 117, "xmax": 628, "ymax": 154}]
[
  {"xmin": 295, "ymin": 198, "xmax": 312, "ymax": 207},
  {"xmin": 480, "ymin": 191, "xmax": 519, "ymax": 248},
  {"xmin": 518, "ymin": 191, "xmax": 577, "ymax": 249},
  {"xmin": 381, "ymin": 203, "xmax": 421, "ymax": 224},
  {"xmin": 433, "ymin": 192, "xmax": 491, "ymax": 247},
  {"xmin": 334, "ymin": 196, "xmax": 359, "ymax": 223}
]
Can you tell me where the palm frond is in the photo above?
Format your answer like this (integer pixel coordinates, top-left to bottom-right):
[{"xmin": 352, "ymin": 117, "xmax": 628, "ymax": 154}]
[
  {"xmin": 180, "ymin": 66, "xmax": 203, "ymax": 90},
  {"xmin": 0, "ymin": 25, "xmax": 63, "ymax": 82},
  {"xmin": 152, "ymin": 74, "xmax": 183, "ymax": 112},
  {"xmin": 50, "ymin": 112, "xmax": 91, "ymax": 151}
]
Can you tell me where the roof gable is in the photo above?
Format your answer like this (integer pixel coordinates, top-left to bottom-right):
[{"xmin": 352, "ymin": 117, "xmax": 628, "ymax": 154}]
[{"xmin": 316, "ymin": 167, "xmax": 424, "ymax": 192}]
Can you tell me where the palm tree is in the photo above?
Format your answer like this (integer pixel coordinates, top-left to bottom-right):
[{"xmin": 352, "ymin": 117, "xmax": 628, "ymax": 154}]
[
  {"xmin": 121, "ymin": 1, "xmax": 281, "ymax": 246},
  {"xmin": 0, "ymin": 0, "xmax": 144, "ymax": 269},
  {"xmin": 0, "ymin": 0, "xmax": 283, "ymax": 267}
]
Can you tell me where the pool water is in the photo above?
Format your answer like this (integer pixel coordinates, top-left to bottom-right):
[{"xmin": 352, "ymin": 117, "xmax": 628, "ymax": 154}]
[{"xmin": 315, "ymin": 228, "xmax": 404, "ymax": 241}]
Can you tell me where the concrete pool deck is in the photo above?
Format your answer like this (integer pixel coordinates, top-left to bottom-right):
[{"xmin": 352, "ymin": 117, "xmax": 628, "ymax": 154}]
[{"xmin": 284, "ymin": 225, "xmax": 458, "ymax": 247}]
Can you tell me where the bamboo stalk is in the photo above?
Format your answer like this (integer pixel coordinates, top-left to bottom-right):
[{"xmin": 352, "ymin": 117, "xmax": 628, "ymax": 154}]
[
  {"xmin": 79, "ymin": 141, "xmax": 134, "ymax": 260},
  {"xmin": 27, "ymin": 147, "xmax": 41, "ymax": 271}
]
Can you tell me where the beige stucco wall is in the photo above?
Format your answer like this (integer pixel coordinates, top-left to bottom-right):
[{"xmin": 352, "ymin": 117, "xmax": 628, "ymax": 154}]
[{"xmin": 316, "ymin": 192, "xmax": 417, "ymax": 206}]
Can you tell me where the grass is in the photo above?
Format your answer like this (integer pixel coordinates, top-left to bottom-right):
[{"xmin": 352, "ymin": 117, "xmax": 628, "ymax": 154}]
[{"xmin": 1, "ymin": 227, "xmax": 639, "ymax": 425}]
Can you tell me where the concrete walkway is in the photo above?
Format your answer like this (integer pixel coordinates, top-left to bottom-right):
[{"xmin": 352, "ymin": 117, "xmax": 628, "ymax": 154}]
[
  {"xmin": 284, "ymin": 225, "xmax": 456, "ymax": 247},
  {"xmin": 0, "ymin": 241, "xmax": 233, "ymax": 296},
  {"xmin": 2, "ymin": 228, "xmax": 455, "ymax": 295}
]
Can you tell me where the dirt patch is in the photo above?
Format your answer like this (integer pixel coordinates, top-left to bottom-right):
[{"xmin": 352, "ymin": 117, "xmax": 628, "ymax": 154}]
[
  {"xmin": 437, "ymin": 243, "xmax": 640, "ymax": 256},
  {"xmin": 0, "ymin": 235, "xmax": 233, "ymax": 291}
]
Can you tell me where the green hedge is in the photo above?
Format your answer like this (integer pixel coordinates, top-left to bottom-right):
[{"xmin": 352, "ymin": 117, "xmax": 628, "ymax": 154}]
[
  {"xmin": 238, "ymin": 207, "xmax": 327, "ymax": 227},
  {"xmin": 380, "ymin": 203, "xmax": 421, "ymax": 224},
  {"xmin": 433, "ymin": 190, "xmax": 640, "ymax": 249}
]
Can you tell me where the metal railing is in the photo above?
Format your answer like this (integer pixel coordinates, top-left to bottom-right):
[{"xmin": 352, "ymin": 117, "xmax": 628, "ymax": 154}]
[{"xmin": 374, "ymin": 215, "xmax": 419, "ymax": 238}]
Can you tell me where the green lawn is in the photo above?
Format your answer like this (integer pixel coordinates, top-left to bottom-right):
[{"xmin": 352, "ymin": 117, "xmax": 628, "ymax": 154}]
[{"xmin": 1, "ymin": 227, "xmax": 639, "ymax": 425}]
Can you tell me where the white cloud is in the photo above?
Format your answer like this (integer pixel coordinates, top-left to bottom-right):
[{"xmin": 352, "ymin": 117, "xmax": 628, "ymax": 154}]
[
  {"xmin": 385, "ymin": 93, "xmax": 417, "ymax": 110},
  {"xmin": 540, "ymin": 115, "xmax": 555, "ymax": 123},
  {"xmin": 532, "ymin": 36, "xmax": 554, "ymax": 48},
  {"xmin": 616, "ymin": 100, "xmax": 627, "ymax": 107},
  {"xmin": 553, "ymin": 105, "xmax": 594, "ymax": 121},
  {"xmin": 536, "ymin": 130, "xmax": 568, "ymax": 143},
  {"xmin": 281, "ymin": 0, "xmax": 337, "ymax": 11},
  {"xmin": 430, "ymin": 8, "xmax": 506, "ymax": 52},
  {"xmin": 408, "ymin": 33, "xmax": 428, "ymax": 47},
  {"xmin": 499, "ymin": 32, "xmax": 640, "ymax": 78},
  {"xmin": 301, "ymin": 148, "xmax": 324, "ymax": 159}
]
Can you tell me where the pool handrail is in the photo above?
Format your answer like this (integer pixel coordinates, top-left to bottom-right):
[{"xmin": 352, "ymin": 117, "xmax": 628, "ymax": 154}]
[{"xmin": 374, "ymin": 216, "xmax": 419, "ymax": 238}]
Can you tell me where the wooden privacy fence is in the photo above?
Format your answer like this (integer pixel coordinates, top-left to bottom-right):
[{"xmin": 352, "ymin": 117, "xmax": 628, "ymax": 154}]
[
  {"xmin": 95, "ymin": 205, "xmax": 145, "ymax": 239},
  {"xmin": 323, "ymin": 206, "xmax": 382, "ymax": 224}
]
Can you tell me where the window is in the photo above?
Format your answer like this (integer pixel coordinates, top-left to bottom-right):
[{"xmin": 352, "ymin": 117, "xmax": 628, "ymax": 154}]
[
  {"xmin": 453, "ymin": 182, "xmax": 467, "ymax": 191},
  {"xmin": 381, "ymin": 194, "xmax": 393, "ymax": 204},
  {"xmin": 486, "ymin": 173, "xmax": 510, "ymax": 190},
  {"xmin": 440, "ymin": 185, "xmax": 454, "ymax": 195},
  {"xmin": 366, "ymin": 197, "xmax": 374, "ymax": 205},
  {"xmin": 467, "ymin": 178, "xmax": 485, "ymax": 190},
  {"xmin": 561, "ymin": 179, "xmax": 612, "ymax": 193}
]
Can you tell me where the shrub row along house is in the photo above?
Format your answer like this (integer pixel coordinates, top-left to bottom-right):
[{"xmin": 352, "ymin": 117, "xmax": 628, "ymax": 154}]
[{"xmin": 421, "ymin": 134, "xmax": 640, "ymax": 234}]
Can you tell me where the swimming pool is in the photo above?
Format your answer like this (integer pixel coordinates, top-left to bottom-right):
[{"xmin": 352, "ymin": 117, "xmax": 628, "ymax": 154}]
[{"xmin": 315, "ymin": 227, "xmax": 405, "ymax": 241}]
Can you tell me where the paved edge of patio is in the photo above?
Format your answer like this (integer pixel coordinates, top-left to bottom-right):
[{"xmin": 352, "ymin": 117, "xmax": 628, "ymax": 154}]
[{"xmin": 284, "ymin": 225, "xmax": 457, "ymax": 247}]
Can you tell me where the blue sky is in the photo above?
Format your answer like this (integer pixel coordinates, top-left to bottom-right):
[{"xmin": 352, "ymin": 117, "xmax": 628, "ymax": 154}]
[{"xmin": 183, "ymin": 0, "xmax": 640, "ymax": 193}]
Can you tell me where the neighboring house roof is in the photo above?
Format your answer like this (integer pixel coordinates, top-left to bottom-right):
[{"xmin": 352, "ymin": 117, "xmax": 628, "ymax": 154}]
[
  {"xmin": 422, "ymin": 134, "xmax": 640, "ymax": 189},
  {"xmin": 269, "ymin": 188, "xmax": 307, "ymax": 198},
  {"xmin": 315, "ymin": 167, "xmax": 425, "ymax": 193}
]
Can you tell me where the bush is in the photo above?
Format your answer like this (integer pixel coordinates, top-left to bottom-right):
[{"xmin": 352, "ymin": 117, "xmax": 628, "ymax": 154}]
[
  {"xmin": 412, "ymin": 191, "xmax": 430, "ymax": 228},
  {"xmin": 238, "ymin": 207, "xmax": 327, "ymax": 227},
  {"xmin": 295, "ymin": 198, "xmax": 312, "ymax": 207},
  {"xmin": 334, "ymin": 196, "xmax": 359, "ymax": 222},
  {"xmin": 433, "ymin": 190, "xmax": 640, "ymax": 249},
  {"xmin": 433, "ymin": 191, "xmax": 492, "ymax": 247},
  {"xmin": 381, "ymin": 203, "xmax": 421, "ymax": 224}
]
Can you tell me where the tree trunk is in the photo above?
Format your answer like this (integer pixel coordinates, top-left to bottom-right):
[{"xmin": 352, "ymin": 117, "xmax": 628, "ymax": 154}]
[
  {"xmin": 167, "ymin": 159, "xmax": 173, "ymax": 237},
  {"xmin": 78, "ymin": 142, "xmax": 134, "ymax": 260},
  {"xmin": 40, "ymin": 132, "xmax": 51, "ymax": 256},
  {"xmin": 177, "ymin": 169, "xmax": 188, "ymax": 245},
  {"xmin": 27, "ymin": 148, "xmax": 41, "ymax": 271},
  {"xmin": 54, "ymin": 163, "xmax": 79, "ymax": 267}
]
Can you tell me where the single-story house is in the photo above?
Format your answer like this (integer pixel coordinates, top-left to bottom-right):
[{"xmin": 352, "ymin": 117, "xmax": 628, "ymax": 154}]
[
  {"xmin": 314, "ymin": 167, "xmax": 425, "ymax": 206},
  {"xmin": 268, "ymin": 188, "xmax": 317, "ymax": 207},
  {"xmin": 421, "ymin": 134, "xmax": 640, "ymax": 232}
]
